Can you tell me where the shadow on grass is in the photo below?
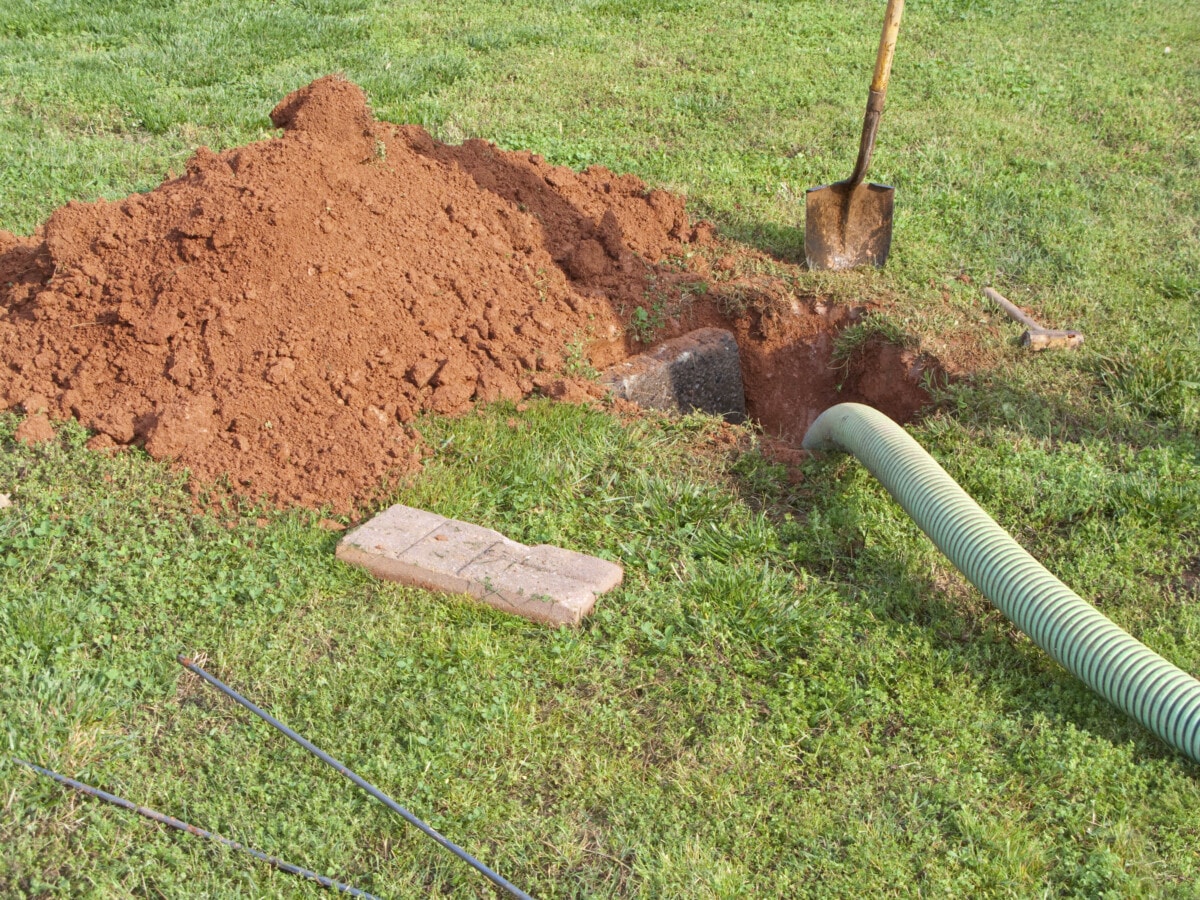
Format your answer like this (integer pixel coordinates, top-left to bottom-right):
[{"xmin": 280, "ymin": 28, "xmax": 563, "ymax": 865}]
[{"xmin": 709, "ymin": 219, "xmax": 808, "ymax": 267}]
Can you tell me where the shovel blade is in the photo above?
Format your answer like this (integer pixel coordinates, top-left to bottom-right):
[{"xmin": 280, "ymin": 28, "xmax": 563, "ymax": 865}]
[{"xmin": 804, "ymin": 180, "xmax": 894, "ymax": 271}]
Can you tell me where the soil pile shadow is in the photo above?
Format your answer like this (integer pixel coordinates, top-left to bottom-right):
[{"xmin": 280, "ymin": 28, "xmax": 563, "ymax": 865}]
[{"xmin": 0, "ymin": 76, "xmax": 939, "ymax": 512}]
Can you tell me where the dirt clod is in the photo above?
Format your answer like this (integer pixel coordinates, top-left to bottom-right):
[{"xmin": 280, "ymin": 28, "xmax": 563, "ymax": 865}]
[{"xmin": 15, "ymin": 413, "xmax": 55, "ymax": 446}]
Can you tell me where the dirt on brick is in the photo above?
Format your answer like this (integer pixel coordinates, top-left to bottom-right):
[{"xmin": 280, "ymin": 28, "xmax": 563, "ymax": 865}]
[{"xmin": 0, "ymin": 75, "xmax": 941, "ymax": 512}]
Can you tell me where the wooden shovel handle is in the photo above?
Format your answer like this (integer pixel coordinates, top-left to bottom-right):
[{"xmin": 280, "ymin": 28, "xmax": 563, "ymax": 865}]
[
  {"xmin": 848, "ymin": 0, "xmax": 905, "ymax": 186},
  {"xmin": 872, "ymin": 0, "xmax": 905, "ymax": 96}
]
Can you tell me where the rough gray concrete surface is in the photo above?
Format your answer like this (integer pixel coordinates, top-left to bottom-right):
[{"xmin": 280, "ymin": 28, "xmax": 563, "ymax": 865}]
[
  {"xmin": 602, "ymin": 327, "xmax": 746, "ymax": 423},
  {"xmin": 336, "ymin": 505, "xmax": 623, "ymax": 626}
]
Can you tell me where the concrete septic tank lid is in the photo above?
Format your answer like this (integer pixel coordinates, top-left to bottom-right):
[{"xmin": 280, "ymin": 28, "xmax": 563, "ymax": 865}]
[
  {"xmin": 336, "ymin": 504, "xmax": 623, "ymax": 626},
  {"xmin": 602, "ymin": 327, "xmax": 746, "ymax": 423}
]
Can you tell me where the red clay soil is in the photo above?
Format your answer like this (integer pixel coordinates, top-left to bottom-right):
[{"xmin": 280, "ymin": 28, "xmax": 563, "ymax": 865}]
[
  {"xmin": 0, "ymin": 76, "xmax": 937, "ymax": 511},
  {"xmin": 724, "ymin": 296, "xmax": 936, "ymax": 446}
]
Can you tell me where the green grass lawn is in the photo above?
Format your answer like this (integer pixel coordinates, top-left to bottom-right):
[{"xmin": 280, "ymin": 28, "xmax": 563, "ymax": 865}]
[{"xmin": 3, "ymin": 1, "xmax": 1200, "ymax": 896}]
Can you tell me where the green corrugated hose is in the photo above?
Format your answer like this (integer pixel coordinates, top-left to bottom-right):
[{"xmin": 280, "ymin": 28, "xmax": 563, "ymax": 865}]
[{"xmin": 803, "ymin": 402, "xmax": 1200, "ymax": 763}]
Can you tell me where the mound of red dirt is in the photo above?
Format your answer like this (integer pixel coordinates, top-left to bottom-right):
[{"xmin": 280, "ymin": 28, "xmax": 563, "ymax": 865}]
[{"xmin": 0, "ymin": 76, "xmax": 712, "ymax": 510}]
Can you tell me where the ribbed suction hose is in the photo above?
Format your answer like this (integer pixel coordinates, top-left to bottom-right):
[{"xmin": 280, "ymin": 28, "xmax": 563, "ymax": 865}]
[{"xmin": 803, "ymin": 402, "xmax": 1200, "ymax": 763}]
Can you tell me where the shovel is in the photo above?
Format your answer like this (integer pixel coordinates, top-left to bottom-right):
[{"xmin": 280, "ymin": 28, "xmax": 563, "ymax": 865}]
[{"xmin": 805, "ymin": 0, "xmax": 905, "ymax": 270}]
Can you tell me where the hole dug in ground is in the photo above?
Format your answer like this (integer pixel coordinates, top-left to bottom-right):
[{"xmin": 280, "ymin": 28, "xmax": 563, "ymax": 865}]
[
  {"xmin": 719, "ymin": 286, "xmax": 940, "ymax": 445},
  {"xmin": 623, "ymin": 272, "xmax": 944, "ymax": 449}
]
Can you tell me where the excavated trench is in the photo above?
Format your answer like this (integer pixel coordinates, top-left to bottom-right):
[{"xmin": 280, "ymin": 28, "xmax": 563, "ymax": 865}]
[
  {"xmin": 688, "ymin": 283, "xmax": 937, "ymax": 445},
  {"xmin": 0, "ymin": 75, "xmax": 939, "ymax": 512}
]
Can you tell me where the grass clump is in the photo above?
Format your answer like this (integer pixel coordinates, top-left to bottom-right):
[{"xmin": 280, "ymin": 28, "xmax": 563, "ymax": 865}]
[
  {"xmin": 1094, "ymin": 340, "xmax": 1200, "ymax": 433},
  {"xmin": 830, "ymin": 313, "xmax": 919, "ymax": 372}
]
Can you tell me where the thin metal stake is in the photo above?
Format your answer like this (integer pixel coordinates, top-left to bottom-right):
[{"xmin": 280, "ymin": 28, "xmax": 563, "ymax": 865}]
[
  {"xmin": 13, "ymin": 758, "xmax": 379, "ymax": 899},
  {"xmin": 178, "ymin": 655, "xmax": 533, "ymax": 900}
]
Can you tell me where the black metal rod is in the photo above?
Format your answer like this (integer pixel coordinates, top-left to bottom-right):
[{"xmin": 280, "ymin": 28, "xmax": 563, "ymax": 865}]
[
  {"xmin": 178, "ymin": 656, "xmax": 533, "ymax": 900},
  {"xmin": 13, "ymin": 758, "xmax": 379, "ymax": 899}
]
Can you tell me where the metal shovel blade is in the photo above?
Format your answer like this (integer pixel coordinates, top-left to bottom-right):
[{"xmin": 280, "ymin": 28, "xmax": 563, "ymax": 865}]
[{"xmin": 804, "ymin": 180, "xmax": 894, "ymax": 271}]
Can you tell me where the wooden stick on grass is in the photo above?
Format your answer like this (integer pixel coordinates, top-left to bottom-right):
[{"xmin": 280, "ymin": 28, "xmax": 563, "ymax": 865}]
[{"xmin": 983, "ymin": 287, "xmax": 1084, "ymax": 351}]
